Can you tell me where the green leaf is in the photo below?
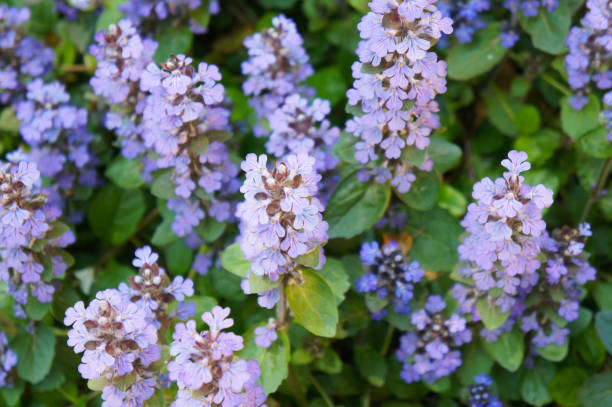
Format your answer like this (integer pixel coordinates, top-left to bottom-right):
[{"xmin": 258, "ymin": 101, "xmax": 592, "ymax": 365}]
[
  {"xmin": 87, "ymin": 184, "xmax": 146, "ymax": 244},
  {"xmin": 287, "ymin": 268, "xmax": 339, "ymax": 337},
  {"xmin": 561, "ymin": 94, "xmax": 601, "ymax": 139},
  {"xmin": 105, "ymin": 156, "xmax": 144, "ymax": 189},
  {"xmin": 348, "ymin": 0, "xmax": 369, "ymax": 12},
  {"xmin": 151, "ymin": 217, "xmax": 179, "ymax": 246},
  {"xmin": 195, "ymin": 216, "xmax": 226, "ymax": 243},
  {"xmin": 579, "ymin": 372, "xmax": 612, "ymax": 407},
  {"xmin": 354, "ymin": 346, "xmax": 387, "ymax": 386},
  {"xmin": 483, "ymin": 328, "xmax": 524, "ymax": 372},
  {"xmin": 457, "ymin": 339, "xmax": 494, "ymax": 385},
  {"xmin": 295, "ymin": 245, "xmax": 321, "ymax": 269},
  {"xmin": 551, "ymin": 367, "xmax": 588, "ymax": 407},
  {"xmin": 519, "ymin": 1, "xmax": 571, "ymax": 54},
  {"xmin": 514, "ymin": 105, "xmax": 541, "ymax": 135},
  {"xmin": 317, "ymin": 258, "xmax": 350, "ymax": 305},
  {"xmin": 87, "ymin": 377, "xmax": 110, "ymax": 391},
  {"xmin": 428, "ymin": 137, "xmax": 462, "ymax": 173},
  {"xmin": 143, "ymin": 390, "xmax": 166, "ymax": 407},
  {"xmin": 595, "ymin": 310, "xmax": 612, "ymax": 354},
  {"xmin": 305, "ymin": 66, "xmax": 346, "ymax": 105},
  {"xmin": 240, "ymin": 330, "xmax": 290, "ymax": 394},
  {"xmin": 593, "ymin": 282, "xmax": 612, "ymax": 310},
  {"xmin": 575, "ymin": 324, "xmax": 606, "ymax": 368},
  {"xmin": 189, "ymin": 1, "xmax": 211, "ymax": 28},
  {"xmin": 520, "ymin": 360, "xmax": 555, "ymax": 406},
  {"xmin": 33, "ymin": 365, "xmax": 66, "ymax": 392},
  {"xmin": 258, "ymin": 0, "xmax": 297, "ymax": 8},
  {"xmin": 406, "ymin": 208, "xmax": 462, "ymax": 271},
  {"xmin": 91, "ymin": 262, "xmax": 133, "ymax": 294},
  {"xmin": 220, "ymin": 243, "xmax": 250, "ymax": 278},
  {"xmin": 326, "ymin": 171, "xmax": 391, "ymax": 239},
  {"xmin": 395, "ymin": 169, "xmax": 440, "ymax": 211},
  {"xmin": 447, "ymin": 23, "xmax": 507, "ymax": 80},
  {"xmin": 165, "ymin": 240, "xmax": 194, "ymax": 275},
  {"xmin": 333, "ymin": 131, "xmax": 358, "ymax": 164},
  {"xmin": 12, "ymin": 324, "xmax": 56, "ymax": 384},
  {"xmin": 154, "ymin": 24, "xmax": 193, "ymax": 63},
  {"xmin": 483, "ymin": 86, "xmax": 522, "ymax": 137},
  {"xmin": 95, "ymin": 0, "xmax": 125, "ymax": 33},
  {"xmin": 578, "ymin": 127, "xmax": 612, "ymax": 158},
  {"xmin": 437, "ymin": 184, "xmax": 467, "ymax": 217},
  {"xmin": 476, "ymin": 298, "xmax": 510, "ymax": 331},
  {"xmin": 513, "ymin": 128, "xmax": 562, "ymax": 165},
  {"xmin": 25, "ymin": 296, "xmax": 51, "ymax": 321},
  {"xmin": 248, "ymin": 273, "xmax": 279, "ymax": 293},
  {"xmin": 313, "ymin": 348, "xmax": 343, "ymax": 374},
  {"xmin": 0, "ymin": 381, "xmax": 24, "ymax": 407},
  {"xmin": 536, "ymin": 340, "xmax": 569, "ymax": 362},
  {"xmin": 151, "ymin": 169, "xmax": 178, "ymax": 199}
]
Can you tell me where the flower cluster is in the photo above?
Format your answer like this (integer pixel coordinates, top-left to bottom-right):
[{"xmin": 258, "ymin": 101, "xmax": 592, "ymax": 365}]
[
  {"xmin": 457, "ymin": 151, "xmax": 553, "ymax": 312},
  {"xmin": 396, "ymin": 295, "xmax": 471, "ymax": 384},
  {"xmin": 90, "ymin": 20, "xmax": 158, "ymax": 158},
  {"xmin": 565, "ymin": 0, "xmax": 612, "ymax": 139},
  {"xmin": 0, "ymin": 332, "xmax": 17, "ymax": 387},
  {"xmin": 118, "ymin": 246, "xmax": 195, "ymax": 327},
  {"xmin": 0, "ymin": 5, "xmax": 54, "ymax": 104},
  {"xmin": 141, "ymin": 54, "xmax": 239, "ymax": 236},
  {"xmin": 242, "ymin": 14, "xmax": 314, "ymax": 137},
  {"xmin": 438, "ymin": 0, "xmax": 489, "ymax": 44},
  {"xmin": 238, "ymin": 153, "xmax": 328, "ymax": 284},
  {"xmin": 357, "ymin": 240, "xmax": 424, "ymax": 316},
  {"xmin": 267, "ymin": 94, "xmax": 339, "ymax": 173},
  {"xmin": 65, "ymin": 289, "xmax": 160, "ymax": 406},
  {"xmin": 516, "ymin": 224, "xmax": 596, "ymax": 349},
  {"xmin": 168, "ymin": 306, "xmax": 267, "ymax": 406},
  {"xmin": 468, "ymin": 374, "xmax": 502, "ymax": 407},
  {"xmin": 0, "ymin": 161, "xmax": 75, "ymax": 318},
  {"xmin": 346, "ymin": 0, "xmax": 453, "ymax": 193},
  {"xmin": 120, "ymin": 0, "xmax": 219, "ymax": 33},
  {"xmin": 14, "ymin": 79, "xmax": 98, "ymax": 217}
]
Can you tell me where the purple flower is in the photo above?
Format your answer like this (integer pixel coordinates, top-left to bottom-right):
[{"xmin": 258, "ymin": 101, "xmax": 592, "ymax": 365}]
[
  {"xmin": 564, "ymin": 0, "xmax": 612, "ymax": 140},
  {"xmin": 0, "ymin": 5, "xmax": 54, "ymax": 104},
  {"xmin": 254, "ymin": 320, "xmax": 278, "ymax": 349},
  {"xmin": 346, "ymin": 2, "xmax": 452, "ymax": 192},
  {"xmin": 396, "ymin": 296, "xmax": 471, "ymax": 384},
  {"xmin": 0, "ymin": 161, "xmax": 74, "ymax": 316},
  {"xmin": 469, "ymin": 373, "xmax": 503, "ymax": 407},
  {"xmin": 457, "ymin": 151, "xmax": 553, "ymax": 312},
  {"xmin": 238, "ymin": 153, "xmax": 328, "ymax": 282},
  {"xmin": 0, "ymin": 331, "xmax": 17, "ymax": 387},
  {"xmin": 140, "ymin": 54, "xmax": 238, "ymax": 237},
  {"xmin": 167, "ymin": 307, "xmax": 266, "ymax": 406},
  {"xmin": 242, "ymin": 14, "xmax": 314, "ymax": 137},
  {"xmin": 357, "ymin": 240, "xmax": 424, "ymax": 315}
]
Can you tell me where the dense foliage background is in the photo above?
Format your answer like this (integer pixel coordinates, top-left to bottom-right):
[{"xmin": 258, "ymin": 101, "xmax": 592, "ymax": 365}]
[{"xmin": 1, "ymin": 0, "xmax": 612, "ymax": 406}]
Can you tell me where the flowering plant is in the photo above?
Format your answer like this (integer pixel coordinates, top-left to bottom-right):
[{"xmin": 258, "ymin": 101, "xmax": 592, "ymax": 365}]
[{"xmin": 0, "ymin": 1, "xmax": 612, "ymax": 407}]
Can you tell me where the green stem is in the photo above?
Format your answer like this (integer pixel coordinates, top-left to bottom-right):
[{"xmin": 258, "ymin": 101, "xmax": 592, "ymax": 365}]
[
  {"xmin": 308, "ymin": 370, "xmax": 335, "ymax": 407},
  {"xmin": 580, "ymin": 157, "xmax": 612, "ymax": 223},
  {"xmin": 289, "ymin": 366, "xmax": 309, "ymax": 407},
  {"xmin": 540, "ymin": 73, "xmax": 572, "ymax": 97},
  {"xmin": 53, "ymin": 328, "xmax": 68, "ymax": 337},
  {"xmin": 57, "ymin": 387, "xmax": 79, "ymax": 404},
  {"xmin": 380, "ymin": 324, "xmax": 395, "ymax": 356},
  {"xmin": 276, "ymin": 278, "xmax": 289, "ymax": 327}
]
